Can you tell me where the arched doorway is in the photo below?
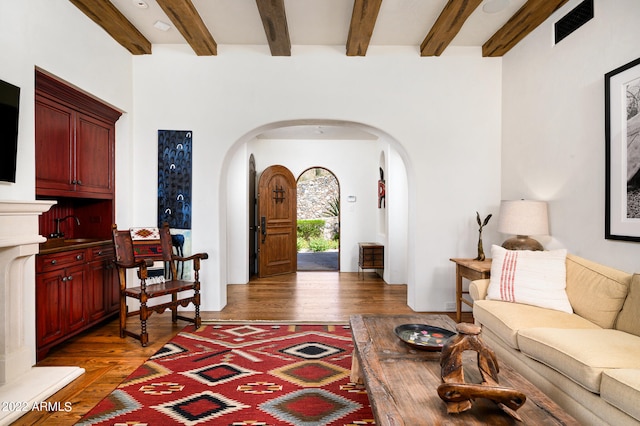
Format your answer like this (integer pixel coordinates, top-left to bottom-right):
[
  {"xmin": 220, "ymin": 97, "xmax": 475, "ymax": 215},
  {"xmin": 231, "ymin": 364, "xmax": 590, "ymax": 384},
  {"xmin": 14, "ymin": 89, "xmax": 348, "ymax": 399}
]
[
  {"xmin": 223, "ymin": 119, "xmax": 410, "ymax": 288},
  {"xmin": 296, "ymin": 167, "xmax": 340, "ymax": 271}
]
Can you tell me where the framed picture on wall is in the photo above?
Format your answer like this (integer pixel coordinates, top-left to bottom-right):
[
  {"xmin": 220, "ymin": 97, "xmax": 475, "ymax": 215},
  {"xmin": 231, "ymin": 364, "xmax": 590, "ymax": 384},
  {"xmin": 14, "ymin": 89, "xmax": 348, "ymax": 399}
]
[{"xmin": 605, "ymin": 56, "xmax": 640, "ymax": 241}]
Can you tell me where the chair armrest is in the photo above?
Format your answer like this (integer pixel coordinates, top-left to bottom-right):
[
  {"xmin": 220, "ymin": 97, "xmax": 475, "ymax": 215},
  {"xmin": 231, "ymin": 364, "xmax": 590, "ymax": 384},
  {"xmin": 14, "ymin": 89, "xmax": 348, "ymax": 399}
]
[
  {"xmin": 114, "ymin": 258, "xmax": 153, "ymax": 269},
  {"xmin": 171, "ymin": 252, "xmax": 209, "ymax": 270},
  {"xmin": 469, "ymin": 279, "xmax": 490, "ymax": 301},
  {"xmin": 173, "ymin": 252, "xmax": 209, "ymax": 262},
  {"xmin": 115, "ymin": 258, "xmax": 154, "ymax": 280}
]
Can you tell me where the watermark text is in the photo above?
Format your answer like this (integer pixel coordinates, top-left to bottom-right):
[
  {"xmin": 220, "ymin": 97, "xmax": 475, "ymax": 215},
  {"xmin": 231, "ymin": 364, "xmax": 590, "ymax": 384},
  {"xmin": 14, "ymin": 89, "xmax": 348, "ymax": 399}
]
[{"xmin": 1, "ymin": 401, "xmax": 72, "ymax": 412}]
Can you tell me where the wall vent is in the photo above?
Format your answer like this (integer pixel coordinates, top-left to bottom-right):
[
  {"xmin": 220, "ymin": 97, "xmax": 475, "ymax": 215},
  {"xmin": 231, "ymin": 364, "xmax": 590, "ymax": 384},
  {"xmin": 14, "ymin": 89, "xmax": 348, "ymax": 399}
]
[{"xmin": 554, "ymin": 0, "xmax": 594, "ymax": 44}]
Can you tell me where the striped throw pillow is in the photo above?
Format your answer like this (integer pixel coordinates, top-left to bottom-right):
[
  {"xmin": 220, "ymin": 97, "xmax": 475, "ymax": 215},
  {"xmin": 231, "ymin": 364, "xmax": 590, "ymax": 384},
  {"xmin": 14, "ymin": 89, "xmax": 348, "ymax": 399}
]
[{"xmin": 487, "ymin": 245, "xmax": 572, "ymax": 313}]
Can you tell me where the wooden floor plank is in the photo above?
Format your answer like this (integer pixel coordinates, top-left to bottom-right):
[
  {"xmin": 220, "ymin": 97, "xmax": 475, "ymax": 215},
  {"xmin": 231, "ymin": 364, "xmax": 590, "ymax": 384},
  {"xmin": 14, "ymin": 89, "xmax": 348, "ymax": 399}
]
[{"xmin": 15, "ymin": 272, "xmax": 472, "ymax": 425}]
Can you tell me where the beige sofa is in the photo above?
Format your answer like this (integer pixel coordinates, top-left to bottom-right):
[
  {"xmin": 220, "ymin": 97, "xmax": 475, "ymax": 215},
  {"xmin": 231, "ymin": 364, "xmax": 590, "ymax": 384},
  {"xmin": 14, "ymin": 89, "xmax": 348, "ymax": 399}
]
[{"xmin": 470, "ymin": 254, "xmax": 640, "ymax": 425}]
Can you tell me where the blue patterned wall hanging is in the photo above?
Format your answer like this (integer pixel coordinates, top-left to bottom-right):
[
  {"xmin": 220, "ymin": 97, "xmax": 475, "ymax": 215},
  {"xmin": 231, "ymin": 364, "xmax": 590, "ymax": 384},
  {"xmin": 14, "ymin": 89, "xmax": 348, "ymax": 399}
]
[{"xmin": 158, "ymin": 130, "xmax": 192, "ymax": 229}]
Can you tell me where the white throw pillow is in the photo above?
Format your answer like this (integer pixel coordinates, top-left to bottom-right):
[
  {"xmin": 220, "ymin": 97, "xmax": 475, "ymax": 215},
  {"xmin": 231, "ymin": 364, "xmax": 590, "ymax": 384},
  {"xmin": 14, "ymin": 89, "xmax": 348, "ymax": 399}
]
[{"xmin": 487, "ymin": 245, "xmax": 572, "ymax": 313}]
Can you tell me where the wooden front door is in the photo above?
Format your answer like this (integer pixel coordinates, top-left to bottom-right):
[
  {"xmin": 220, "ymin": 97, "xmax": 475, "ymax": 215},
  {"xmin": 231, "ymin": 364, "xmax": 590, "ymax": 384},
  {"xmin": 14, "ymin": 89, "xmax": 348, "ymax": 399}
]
[
  {"xmin": 257, "ymin": 165, "xmax": 297, "ymax": 277},
  {"xmin": 249, "ymin": 155, "xmax": 257, "ymax": 276}
]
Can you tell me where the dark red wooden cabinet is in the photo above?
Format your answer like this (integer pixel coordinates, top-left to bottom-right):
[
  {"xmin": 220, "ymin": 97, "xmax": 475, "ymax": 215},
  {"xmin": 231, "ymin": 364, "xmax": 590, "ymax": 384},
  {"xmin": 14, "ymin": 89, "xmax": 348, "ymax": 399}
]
[
  {"xmin": 35, "ymin": 70, "xmax": 122, "ymax": 360},
  {"xmin": 86, "ymin": 245, "xmax": 119, "ymax": 322},
  {"xmin": 35, "ymin": 96, "xmax": 75, "ymax": 194},
  {"xmin": 36, "ymin": 243, "xmax": 118, "ymax": 360},
  {"xmin": 75, "ymin": 113, "xmax": 114, "ymax": 195},
  {"xmin": 36, "ymin": 249, "xmax": 87, "ymax": 355},
  {"xmin": 35, "ymin": 90, "xmax": 116, "ymax": 199}
]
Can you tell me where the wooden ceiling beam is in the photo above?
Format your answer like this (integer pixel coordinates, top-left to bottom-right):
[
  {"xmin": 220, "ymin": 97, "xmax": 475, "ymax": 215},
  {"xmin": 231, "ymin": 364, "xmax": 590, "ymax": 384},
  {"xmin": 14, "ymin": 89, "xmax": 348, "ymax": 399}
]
[
  {"xmin": 255, "ymin": 0, "xmax": 291, "ymax": 56},
  {"xmin": 346, "ymin": 0, "xmax": 383, "ymax": 56},
  {"xmin": 420, "ymin": 0, "xmax": 482, "ymax": 57},
  {"xmin": 69, "ymin": 0, "xmax": 151, "ymax": 55},
  {"xmin": 156, "ymin": 0, "xmax": 217, "ymax": 56},
  {"xmin": 482, "ymin": 0, "xmax": 570, "ymax": 57}
]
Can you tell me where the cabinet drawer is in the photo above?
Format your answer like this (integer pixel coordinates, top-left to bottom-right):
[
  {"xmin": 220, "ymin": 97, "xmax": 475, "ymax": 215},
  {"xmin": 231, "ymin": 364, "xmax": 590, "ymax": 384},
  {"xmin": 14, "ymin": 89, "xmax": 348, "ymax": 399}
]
[
  {"xmin": 37, "ymin": 249, "xmax": 86, "ymax": 273},
  {"xmin": 89, "ymin": 245, "xmax": 114, "ymax": 261}
]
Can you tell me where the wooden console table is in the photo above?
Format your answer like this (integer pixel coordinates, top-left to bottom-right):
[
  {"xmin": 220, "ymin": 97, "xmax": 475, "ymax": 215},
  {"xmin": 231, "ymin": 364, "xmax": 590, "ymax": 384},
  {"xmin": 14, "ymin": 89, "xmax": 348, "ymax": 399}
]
[
  {"xmin": 349, "ymin": 314, "xmax": 579, "ymax": 425},
  {"xmin": 450, "ymin": 258, "xmax": 491, "ymax": 322}
]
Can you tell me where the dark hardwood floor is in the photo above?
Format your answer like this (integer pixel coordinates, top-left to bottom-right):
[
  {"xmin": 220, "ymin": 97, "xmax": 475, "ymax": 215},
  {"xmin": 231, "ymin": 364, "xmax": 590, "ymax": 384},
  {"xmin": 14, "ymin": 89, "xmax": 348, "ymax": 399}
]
[{"xmin": 17, "ymin": 272, "xmax": 472, "ymax": 425}]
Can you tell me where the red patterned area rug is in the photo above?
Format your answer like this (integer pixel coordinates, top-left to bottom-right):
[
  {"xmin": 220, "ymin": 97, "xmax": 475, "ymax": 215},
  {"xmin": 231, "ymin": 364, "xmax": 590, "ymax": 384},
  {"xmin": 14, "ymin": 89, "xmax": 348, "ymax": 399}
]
[{"xmin": 77, "ymin": 323, "xmax": 375, "ymax": 425}]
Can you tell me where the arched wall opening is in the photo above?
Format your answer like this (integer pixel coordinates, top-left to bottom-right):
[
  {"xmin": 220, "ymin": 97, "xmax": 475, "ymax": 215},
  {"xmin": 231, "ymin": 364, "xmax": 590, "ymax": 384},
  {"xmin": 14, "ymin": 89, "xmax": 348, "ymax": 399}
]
[
  {"xmin": 297, "ymin": 167, "xmax": 340, "ymax": 272},
  {"xmin": 220, "ymin": 119, "xmax": 413, "ymax": 304}
]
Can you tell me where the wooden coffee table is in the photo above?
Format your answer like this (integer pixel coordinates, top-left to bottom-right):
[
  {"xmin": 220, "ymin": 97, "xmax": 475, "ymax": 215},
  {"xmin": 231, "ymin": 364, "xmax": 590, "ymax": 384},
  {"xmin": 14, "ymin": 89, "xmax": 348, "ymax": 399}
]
[{"xmin": 350, "ymin": 314, "xmax": 580, "ymax": 425}]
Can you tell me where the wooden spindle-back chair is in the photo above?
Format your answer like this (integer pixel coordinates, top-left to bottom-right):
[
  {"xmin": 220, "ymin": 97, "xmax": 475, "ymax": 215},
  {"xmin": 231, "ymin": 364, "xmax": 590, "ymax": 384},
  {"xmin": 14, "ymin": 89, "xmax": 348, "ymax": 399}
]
[{"xmin": 111, "ymin": 223, "xmax": 208, "ymax": 346}]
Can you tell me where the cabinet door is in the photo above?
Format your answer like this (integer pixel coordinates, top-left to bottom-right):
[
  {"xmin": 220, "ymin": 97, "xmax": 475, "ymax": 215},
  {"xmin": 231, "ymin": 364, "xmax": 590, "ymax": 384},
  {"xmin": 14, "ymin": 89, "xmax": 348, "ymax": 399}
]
[
  {"xmin": 65, "ymin": 265, "xmax": 87, "ymax": 333},
  {"xmin": 105, "ymin": 261, "xmax": 120, "ymax": 314},
  {"xmin": 76, "ymin": 113, "xmax": 114, "ymax": 195},
  {"xmin": 36, "ymin": 271, "xmax": 65, "ymax": 347},
  {"xmin": 88, "ymin": 246, "xmax": 119, "ymax": 316},
  {"xmin": 35, "ymin": 97, "xmax": 75, "ymax": 193},
  {"xmin": 86, "ymin": 260, "xmax": 108, "ymax": 322}
]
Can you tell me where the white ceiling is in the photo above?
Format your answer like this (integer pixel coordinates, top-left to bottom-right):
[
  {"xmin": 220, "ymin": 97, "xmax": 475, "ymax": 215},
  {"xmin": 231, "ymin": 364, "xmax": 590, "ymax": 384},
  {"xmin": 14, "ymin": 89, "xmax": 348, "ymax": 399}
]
[{"xmin": 110, "ymin": 0, "xmax": 527, "ymax": 49}]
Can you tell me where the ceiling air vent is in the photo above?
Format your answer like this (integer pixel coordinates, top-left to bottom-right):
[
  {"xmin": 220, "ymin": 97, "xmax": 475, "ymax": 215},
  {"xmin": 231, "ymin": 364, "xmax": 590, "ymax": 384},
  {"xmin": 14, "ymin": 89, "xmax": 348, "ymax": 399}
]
[{"xmin": 555, "ymin": 0, "xmax": 594, "ymax": 44}]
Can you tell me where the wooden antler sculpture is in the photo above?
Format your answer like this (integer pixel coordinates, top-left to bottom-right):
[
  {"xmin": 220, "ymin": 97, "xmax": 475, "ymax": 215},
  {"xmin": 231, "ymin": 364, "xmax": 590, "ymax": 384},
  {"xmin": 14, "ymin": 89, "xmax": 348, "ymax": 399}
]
[
  {"xmin": 438, "ymin": 323, "xmax": 527, "ymax": 420},
  {"xmin": 475, "ymin": 212, "xmax": 492, "ymax": 261}
]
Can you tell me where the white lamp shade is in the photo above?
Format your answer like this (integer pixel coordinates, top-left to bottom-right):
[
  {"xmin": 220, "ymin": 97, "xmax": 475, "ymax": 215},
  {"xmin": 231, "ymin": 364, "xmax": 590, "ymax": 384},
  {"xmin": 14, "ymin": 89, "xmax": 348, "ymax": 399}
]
[{"xmin": 497, "ymin": 200, "xmax": 549, "ymax": 236}]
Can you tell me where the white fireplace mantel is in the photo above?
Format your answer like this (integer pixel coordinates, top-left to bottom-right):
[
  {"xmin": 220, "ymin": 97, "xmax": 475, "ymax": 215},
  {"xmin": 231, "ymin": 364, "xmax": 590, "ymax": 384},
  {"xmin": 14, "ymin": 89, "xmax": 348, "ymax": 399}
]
[{"xmin": 0, "ymin": 201, "xmax": 84, "ymax": 425}]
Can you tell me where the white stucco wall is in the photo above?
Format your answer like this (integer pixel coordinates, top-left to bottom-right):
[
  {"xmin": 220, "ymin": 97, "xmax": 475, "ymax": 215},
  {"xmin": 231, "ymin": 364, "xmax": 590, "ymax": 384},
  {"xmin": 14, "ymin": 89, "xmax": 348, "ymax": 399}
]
[
  {"xmin": 132, "ymin": 45, "xmax": 503, "ymax": 311},
  {"xmin": 0, "ymin": 0, "xmax": 133, "ymax": 366},
  {"xmin": 384, "ymin": 144, "xmax": 409, "ymax": 284},
  {"xmin": 5, "ymin": 0, "xmax": 639, "ymax": 357},
  {"xmin": 225, "ymin": 130, "xmax": 409, "ymax": 287},
  {"xmin": 1, "ymin": 0, "xmax": 503, "ymax": 314},
  {"xmin": 0, "ymin": 0, "xmax": 133, "ymax": 203},
  {"xmin": 502, "ymin": 0, "xmax": 640, "ymax": 272}
]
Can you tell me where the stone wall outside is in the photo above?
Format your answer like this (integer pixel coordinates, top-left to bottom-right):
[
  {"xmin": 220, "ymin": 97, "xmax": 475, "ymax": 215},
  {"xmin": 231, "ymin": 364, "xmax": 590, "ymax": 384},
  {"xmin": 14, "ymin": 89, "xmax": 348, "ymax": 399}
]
[{"xmin": 297, "ymin": 174, "xmax": 339, "ymax": 240}]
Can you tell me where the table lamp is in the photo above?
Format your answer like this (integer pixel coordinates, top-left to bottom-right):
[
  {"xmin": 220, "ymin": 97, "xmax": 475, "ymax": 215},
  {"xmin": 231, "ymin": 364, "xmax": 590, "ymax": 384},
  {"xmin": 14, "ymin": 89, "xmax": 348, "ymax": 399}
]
[{"xmin": 497, "ymin": 200, "xmax": 549, "ymax": 251}]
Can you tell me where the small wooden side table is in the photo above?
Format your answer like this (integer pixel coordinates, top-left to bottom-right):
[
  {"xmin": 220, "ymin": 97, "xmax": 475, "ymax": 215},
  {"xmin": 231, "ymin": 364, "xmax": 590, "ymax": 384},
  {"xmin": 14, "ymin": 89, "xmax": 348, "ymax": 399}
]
[
  {"xmin": 450, "ymin": 258, "xmax": 492, "ymax": 322},
  {"xmin": 358, "ymin": 243, "xmax": 383, "ymax": 278}
]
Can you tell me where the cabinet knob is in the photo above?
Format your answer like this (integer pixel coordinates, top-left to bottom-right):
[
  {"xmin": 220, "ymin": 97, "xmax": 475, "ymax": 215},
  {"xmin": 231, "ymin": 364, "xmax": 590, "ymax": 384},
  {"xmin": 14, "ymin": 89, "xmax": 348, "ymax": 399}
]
[
  {"xmin": 76, "ymin": 254, "xmax": 83, "ymax": 260},
  {"xmin": 76, "ymin": 180, "xmax": 82, "ymax": 185},
  {"xmin": 67, "ymin": 276, "xmax": 73, "ymax": 281},
  {"xmin": 62, "ymin": 276, "xmax": 67, "ymax": 282},
  {"xmin": 97, "ymin": 251, "xmax": 103, "ymax": 256},
  {"xmin": 51, "ymin": 259, "xmax": 57, "ymax": 265}
]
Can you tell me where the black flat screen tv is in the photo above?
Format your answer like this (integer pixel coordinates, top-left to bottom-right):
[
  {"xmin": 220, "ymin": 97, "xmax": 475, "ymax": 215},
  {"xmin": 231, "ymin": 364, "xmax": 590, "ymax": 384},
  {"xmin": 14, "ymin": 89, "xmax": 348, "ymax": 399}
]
[{"xmin": 0, "ymin": 78, "xmax": 20, "ymax": 183}]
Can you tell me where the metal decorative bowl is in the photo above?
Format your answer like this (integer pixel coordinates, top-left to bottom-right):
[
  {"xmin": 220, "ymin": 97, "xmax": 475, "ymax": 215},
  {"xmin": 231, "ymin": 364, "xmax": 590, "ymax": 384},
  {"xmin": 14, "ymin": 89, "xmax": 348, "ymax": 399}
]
[{"xmin": 394, "ymin": 324, "xmax": 456, "ymax": 351}]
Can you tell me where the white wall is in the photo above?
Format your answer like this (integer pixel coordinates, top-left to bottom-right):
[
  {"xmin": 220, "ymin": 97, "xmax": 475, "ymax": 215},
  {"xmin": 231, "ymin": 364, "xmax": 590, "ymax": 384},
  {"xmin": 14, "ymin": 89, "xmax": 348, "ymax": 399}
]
[
  {"xmin": 4, "ymin": 0, "xmax": 638, "ymax": 321},
  {"xmin": 383, "ymin": 144, "xmax": 408, "ymax": 284},
  {"xmin": 224, "ymin": 129, "xmax": 408, "ymax": 287},
  {"xmin": 225, "ymin": 131, "xmax": 384, "ymax": 285},
  {"xmin": 0, "ymin": 0, "xmax": 133, "ymax": 203},
  {"xmin": 132, "ymin": 45, "xmax": 502, "ymax": 311},
  {"xmin": 0, "ymin": 1, "xmax": 503, "ymax": 316},
  {"xmin": 0, "ymin": 0, "xmax": 133, "ymax": 366},
  {"xmin": 502, "ymin": 0, "xmax": 640, "ymax": 272}
]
